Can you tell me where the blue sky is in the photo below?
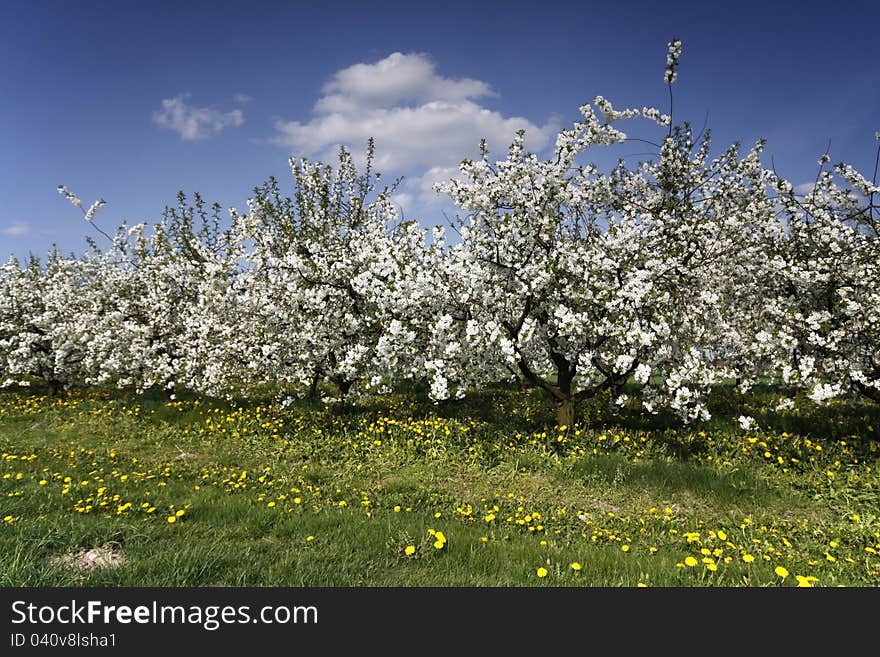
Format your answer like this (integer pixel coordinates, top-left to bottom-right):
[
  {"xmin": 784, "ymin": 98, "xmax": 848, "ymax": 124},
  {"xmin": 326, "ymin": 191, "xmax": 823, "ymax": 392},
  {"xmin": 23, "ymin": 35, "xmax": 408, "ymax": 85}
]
[{"xmin": 2, "ymin": 0, "xmax": 878, "ymax": 260}]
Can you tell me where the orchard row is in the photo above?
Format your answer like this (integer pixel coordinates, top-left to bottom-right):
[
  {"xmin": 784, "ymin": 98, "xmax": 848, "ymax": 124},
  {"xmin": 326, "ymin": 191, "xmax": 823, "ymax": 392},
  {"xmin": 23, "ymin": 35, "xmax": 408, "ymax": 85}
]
[{"xmin": 2, "ymin": 41, "xmax": 877, "ymax": 425}]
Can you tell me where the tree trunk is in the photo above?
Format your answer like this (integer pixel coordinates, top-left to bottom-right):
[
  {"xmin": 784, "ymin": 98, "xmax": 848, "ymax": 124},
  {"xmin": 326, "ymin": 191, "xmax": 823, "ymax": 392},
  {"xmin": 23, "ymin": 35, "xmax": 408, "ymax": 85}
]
[
  {"xmin": 308, "ymin": 370, "xmax": 321, "ymax": 400},
  {"xmin": 515, "ymin": 350, "xmax": 577, "ymax": 427},
  {"xmin": 48, "ymin": 379, "xmax": 62, "ymax": 396},
  {"xmin": 553, "ymin": 357, "xmax": 576, "ymax": 427},
  {"xmin": 555, "ymin": 395, "xmax": 575, "ymax": 428},
  {"xmin": 331, "ymin": 378, "xmax": 354, "ymax": 415},
  {"xmin": 854, "ymin": 381, "xmax": 880, "ymax": 404}
]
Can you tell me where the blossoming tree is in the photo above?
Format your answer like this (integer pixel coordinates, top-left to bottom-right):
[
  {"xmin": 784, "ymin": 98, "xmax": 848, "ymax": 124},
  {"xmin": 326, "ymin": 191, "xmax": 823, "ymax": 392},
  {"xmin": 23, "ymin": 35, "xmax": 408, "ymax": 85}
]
[
  {"xmin": 5, "ymin": 38, "xmax": 874, "ymax": 427},
  {"xmin": 233, "ymin": 140, "xmax": 438, "ymax": 409},
  {"xmin": 758, "ymin": 141, "xmax": 880, "ymax": 405},
  {"xmin": 431, "ymin": 40, "xmax": 780, "ymax": 426},
  {"xmin": 0, "ymin": 250, "xmax": 93, "ymax": 394}
]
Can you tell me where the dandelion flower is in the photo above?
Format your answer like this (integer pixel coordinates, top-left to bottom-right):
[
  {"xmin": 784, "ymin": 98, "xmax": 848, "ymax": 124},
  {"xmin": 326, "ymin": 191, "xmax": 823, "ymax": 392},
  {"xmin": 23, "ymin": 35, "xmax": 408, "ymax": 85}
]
[
  {"xmin": 166, "ymin": 516, "xmax": 176, "ymax": 523},
  {"xmin": 775, "ymin": 566, "xmax": 789, "ymax": 578},
  {"xmin": 684, "ymin": 556, "xmax": 698, "ymax": 567},
  {"xmin": 570, "ymin": 562, "xmax": 582, "ymax": 571},
  {"xmin": 404, "ymin": 545, "xmax": 416, "ymax": 556},
  {"xmin": 536, "ymin": 567, "xmax": 548, "ymax": 578}
]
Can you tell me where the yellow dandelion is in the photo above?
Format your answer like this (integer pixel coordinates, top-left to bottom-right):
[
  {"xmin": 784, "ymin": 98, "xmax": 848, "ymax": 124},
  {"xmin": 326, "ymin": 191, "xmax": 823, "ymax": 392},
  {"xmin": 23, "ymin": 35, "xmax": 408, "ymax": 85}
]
[
  {"xmin": 536, "ymin": 567, "xmax": 548, "ymax": 578},
  {"xmin": 717, "ymin": 530, "xmax": 727, "ymax": 541},
  {"xmin": 742, "ymin": 554, "xmax": 755, "ymax": 563},
  {"xmin": 570, "ymin": 562, "xmax": 582, "ymax": 571},
  {"xmin": 774, "ymin": 566, "xmax": 789, "ymax": 578},
  {"xmin": 621, "ymin": 545, "xmax": 630, "ymax": 552},
  {"xmin": 684, "ymin": 556, "xmax": 698, "ymax": 567},
  {"xmin": 404, "ymin": 545, "xmax": 416, "ymax": 556},
  {"xmin": 166, "ymin": 515, "xmax": 176, "ymax": 523}
]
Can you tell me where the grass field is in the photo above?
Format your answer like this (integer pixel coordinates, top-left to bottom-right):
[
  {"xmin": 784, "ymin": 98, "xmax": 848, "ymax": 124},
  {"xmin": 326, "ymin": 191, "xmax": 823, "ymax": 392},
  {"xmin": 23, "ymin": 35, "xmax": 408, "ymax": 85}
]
[{"xmin": 1, "ymin": 384, "xmax": 878, "ymax": 587}]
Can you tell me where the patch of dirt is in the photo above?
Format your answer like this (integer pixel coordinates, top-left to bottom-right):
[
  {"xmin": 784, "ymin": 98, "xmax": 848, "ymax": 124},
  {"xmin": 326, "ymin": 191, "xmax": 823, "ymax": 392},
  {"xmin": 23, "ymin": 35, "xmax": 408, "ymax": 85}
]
[
  {"xmin": 48, "ymin": 546, "xmax": 126, "ymax": 573},
  {"xmin": 591, "ymin": 500, "xmax": 622, "ymax": 513}
]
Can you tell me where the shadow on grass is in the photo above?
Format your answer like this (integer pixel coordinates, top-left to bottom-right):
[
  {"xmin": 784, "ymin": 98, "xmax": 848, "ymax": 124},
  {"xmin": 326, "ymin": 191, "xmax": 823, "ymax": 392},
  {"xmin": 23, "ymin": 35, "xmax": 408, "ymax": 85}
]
[{"xmin": 562, "ymin": 452, "xmax": 779, "ymax": 507}]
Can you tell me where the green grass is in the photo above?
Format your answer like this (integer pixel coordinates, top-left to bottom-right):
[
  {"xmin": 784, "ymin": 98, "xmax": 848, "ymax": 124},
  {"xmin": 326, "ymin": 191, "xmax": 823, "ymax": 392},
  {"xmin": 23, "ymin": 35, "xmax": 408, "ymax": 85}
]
[{"xmin": 0, "ymin": 384, "xmax": 878, "ymax": 587}]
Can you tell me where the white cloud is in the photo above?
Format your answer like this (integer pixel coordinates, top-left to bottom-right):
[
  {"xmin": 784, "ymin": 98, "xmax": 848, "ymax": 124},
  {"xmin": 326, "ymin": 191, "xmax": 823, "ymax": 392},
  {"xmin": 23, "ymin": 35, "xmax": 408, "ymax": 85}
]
[
  {"xmin": 794, "ymin": 182, "xmax": 816, "ymax": 196},
  {"xmin": 2, "ymin": 222, "xmax": 31, "ymax": 237},
  {"xmin": 233, "ymin": 93, "xmax": 253, "ymax": 105},
  {"xmin": 153, "ymin": 93, "xmax": 244, "ymax": 140},
  {"xmin": 389, "ymin": 191, "xmax": 415, "ymax": 217},
  {"xmin": 274, "ymin": 100, "xmax": 553, "ymax": 171},
  {"xmin": 410, "ymin": 165, "xmax": 461, "ymax": 205},
  {"xmin": 270, "ymin": 52, "xmax": 559, "ymax": 217},
  {"xmin": 315, "ymin": 51, "xmax": 495, "ymax": 113}
]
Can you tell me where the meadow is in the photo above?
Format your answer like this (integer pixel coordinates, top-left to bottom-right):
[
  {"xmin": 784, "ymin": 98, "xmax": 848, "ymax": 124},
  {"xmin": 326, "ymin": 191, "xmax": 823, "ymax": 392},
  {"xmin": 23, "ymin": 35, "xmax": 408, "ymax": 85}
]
[{"xmin": 1, "ymin": 384, "xmax": 877, "ymax": 587}]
